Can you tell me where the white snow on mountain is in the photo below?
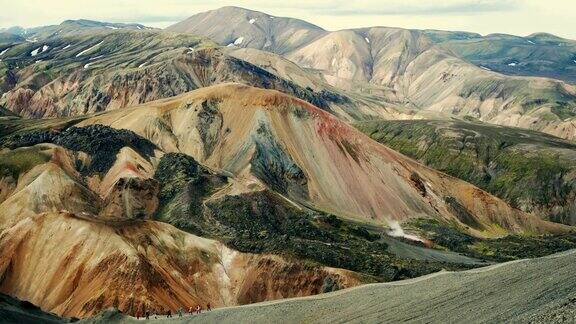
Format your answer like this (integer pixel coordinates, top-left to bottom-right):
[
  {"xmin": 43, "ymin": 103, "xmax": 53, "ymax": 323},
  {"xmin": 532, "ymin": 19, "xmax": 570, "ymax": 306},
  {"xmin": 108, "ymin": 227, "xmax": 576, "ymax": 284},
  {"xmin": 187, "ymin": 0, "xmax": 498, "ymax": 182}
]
[{"xmin": 76, "ymin": 41, "xmax": 103, "ymax": 57}]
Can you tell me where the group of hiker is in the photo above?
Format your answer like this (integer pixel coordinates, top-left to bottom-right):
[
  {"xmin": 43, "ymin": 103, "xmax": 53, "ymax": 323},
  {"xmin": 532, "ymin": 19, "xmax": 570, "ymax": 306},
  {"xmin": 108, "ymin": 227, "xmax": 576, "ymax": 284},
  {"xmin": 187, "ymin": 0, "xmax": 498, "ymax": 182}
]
[{"xmin": 134, "ymin": 303, "xmax": 212, "ymax": 320}]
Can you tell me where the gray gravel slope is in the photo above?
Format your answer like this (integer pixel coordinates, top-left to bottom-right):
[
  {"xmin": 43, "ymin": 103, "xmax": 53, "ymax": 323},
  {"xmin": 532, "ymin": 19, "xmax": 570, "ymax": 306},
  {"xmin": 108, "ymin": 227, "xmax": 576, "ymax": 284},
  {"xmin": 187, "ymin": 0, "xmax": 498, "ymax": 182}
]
[{"xmin": 86, "ymin": 249, "xmax": 576, "ymax": 324}]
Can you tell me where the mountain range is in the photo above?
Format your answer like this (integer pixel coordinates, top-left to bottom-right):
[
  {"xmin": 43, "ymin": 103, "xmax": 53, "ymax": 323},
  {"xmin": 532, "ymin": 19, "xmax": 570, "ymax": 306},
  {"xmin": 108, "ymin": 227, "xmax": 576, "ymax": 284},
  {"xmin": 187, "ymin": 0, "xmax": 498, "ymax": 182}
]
[
  {"xmin": 168, "ymin": 7, "xmax": 576, "ymax": 141},
  {"xmin": 1, "ymin": 5, "xmax": 576, "ymax": 321}
]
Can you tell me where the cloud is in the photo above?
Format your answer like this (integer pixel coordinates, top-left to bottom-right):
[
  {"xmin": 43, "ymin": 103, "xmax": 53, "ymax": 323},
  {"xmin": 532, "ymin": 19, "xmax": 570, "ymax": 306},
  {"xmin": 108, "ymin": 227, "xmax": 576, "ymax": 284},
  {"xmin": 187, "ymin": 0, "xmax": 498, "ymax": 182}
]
[
  {"xmin": 310, "ymin": 0, "xmax": 519, "ymax": 16},
  {"xmin": 106, "ymin": 15, "xmax": 189, "ymax": 24},
  {"xmin": 0, "ymin": 0, "xmax": 574, "ymax": 39}
]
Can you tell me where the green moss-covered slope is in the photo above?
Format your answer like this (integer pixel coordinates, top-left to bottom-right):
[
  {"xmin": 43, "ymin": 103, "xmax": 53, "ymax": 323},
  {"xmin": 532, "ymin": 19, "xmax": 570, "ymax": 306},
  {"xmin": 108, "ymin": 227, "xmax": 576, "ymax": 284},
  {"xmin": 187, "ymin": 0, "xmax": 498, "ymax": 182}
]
[
  {"xmin": 2, "ymin": 124, "xmax": 157, "ymax": 174},
  {"xmin": 356, "ymin": 119, "xmax": 576, "ymax": 225},
  {"xmin": 408, "ymin": 218, "xmax": 576, "ymax": 262}
]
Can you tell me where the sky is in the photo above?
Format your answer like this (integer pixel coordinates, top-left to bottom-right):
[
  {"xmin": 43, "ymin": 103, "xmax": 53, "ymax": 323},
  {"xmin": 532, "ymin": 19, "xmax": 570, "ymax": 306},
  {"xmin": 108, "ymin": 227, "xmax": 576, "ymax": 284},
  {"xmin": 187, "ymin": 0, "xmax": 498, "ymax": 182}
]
[{"xmin": 1, "ymin": 0, "xmax": 575, "ymax": 39}]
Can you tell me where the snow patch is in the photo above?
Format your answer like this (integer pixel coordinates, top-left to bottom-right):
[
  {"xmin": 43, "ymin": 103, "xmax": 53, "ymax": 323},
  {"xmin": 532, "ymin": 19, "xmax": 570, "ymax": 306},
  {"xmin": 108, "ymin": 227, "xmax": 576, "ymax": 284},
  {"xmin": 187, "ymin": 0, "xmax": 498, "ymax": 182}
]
[
  {"xmin": 105, "ymin": 25, "xmax": 118, "ymax": 29},
  {"xmin": 30, "ymin": 47, "xmax": 41, "ymax": 56},
  {"xmin": 26, "ymin": 37, "xmax": 37, "ymax": 43},
  {"xmin": 480, "ymin": 66, "xmax": 492, "ymax": 71},
  {"xmin": 136, "ymin": 26, "xmax": 143, "ymax": 30},
  {"xmin": 573, "ymin": 60, "xmax": 576, "ymax": 64},
  {"xmin": 62, "ymin": 44, "xmax": 71, "ymax": 50},
  {"xmin": 76, "ymin": 41, "xmax": 103, "ymax": 57},
  {"xmin": 508, "ymin": 62, "xmax": 518, "ymax": 67},
  {"xmin": 365, "ymin": 37, "xmax": 370, "ymax": 43},
  {"xmin": 249, "ymin": 18, "xmax": 256, "ymax": 24},
  {"xmin": 387, "ymin": 221, "xmax": 424, "ymax": 242},
  {"xmin": 0, "ymin": 47, "xmax": 10, "ymax": 56},
  {"xmin": 138, "ymin": 62, "xmax": 147, "ymax": 68},
  {"xmin": 42, "ymin": 45, "xmax": 49, "ymax": 52},
  {"xmin": 527, "ymin": 40, "xmax": 535, "ymax": 44},
  {"xmin": 234, "ymin": 37, "xmax": 244, "ymax": 45},
  {"xmin": 187, "ymin": 47, "xmax": 195, "ymax": 54},
  {"xmin": 89, "ymin": 55, "xmax": 104, "ymax": 60},
  {"xmin": 83, "ymin": 62, "xmax": 94, "ymax": 69},
  {"xmin": 35, "ymin": 60, "xmax": 42, "ymax": 63}
]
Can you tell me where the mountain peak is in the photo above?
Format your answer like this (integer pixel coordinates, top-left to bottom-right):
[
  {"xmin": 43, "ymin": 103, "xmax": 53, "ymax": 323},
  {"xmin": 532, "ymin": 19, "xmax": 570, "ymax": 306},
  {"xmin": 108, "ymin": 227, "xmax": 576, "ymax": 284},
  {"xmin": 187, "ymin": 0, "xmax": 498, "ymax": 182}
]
[{"xmin": 166, "ymin": 7, "xmax": 326, "ymax": 54}]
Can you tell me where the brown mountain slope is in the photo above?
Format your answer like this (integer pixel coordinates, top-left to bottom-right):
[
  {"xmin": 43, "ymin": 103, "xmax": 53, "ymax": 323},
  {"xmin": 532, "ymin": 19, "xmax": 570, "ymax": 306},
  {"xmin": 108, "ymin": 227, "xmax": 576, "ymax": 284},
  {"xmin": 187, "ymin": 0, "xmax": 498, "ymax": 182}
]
[
  {"xmin": 79, "ymin": 83, "xmax": 567, "ymax": 237},
  {"xmin": 0, "ymin": 211, "xmax": 360, "ymax": 318},
  {"xmin": 0, "ymin": 141, "xmax": 361, "ymax": 318}
]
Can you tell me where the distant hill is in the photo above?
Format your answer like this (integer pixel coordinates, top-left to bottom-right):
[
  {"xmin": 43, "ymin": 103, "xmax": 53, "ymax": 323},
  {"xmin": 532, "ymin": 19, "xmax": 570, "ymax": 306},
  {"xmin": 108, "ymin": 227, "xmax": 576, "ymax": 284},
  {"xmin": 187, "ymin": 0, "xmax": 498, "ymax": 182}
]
[
  {"xmin": 166, "ymin": 6, "xmax": 326, "ymax": 55},
  {"xmin": 0, "ymin": 19, "xmax": 153, "ymax": 41},
  {"xmin": 166, "ymin": 7, "xmax": 576, "ymax": 141},
  {"xmin": 428, "ymin": 31, "xmax": 576, "ymax": 84}
]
